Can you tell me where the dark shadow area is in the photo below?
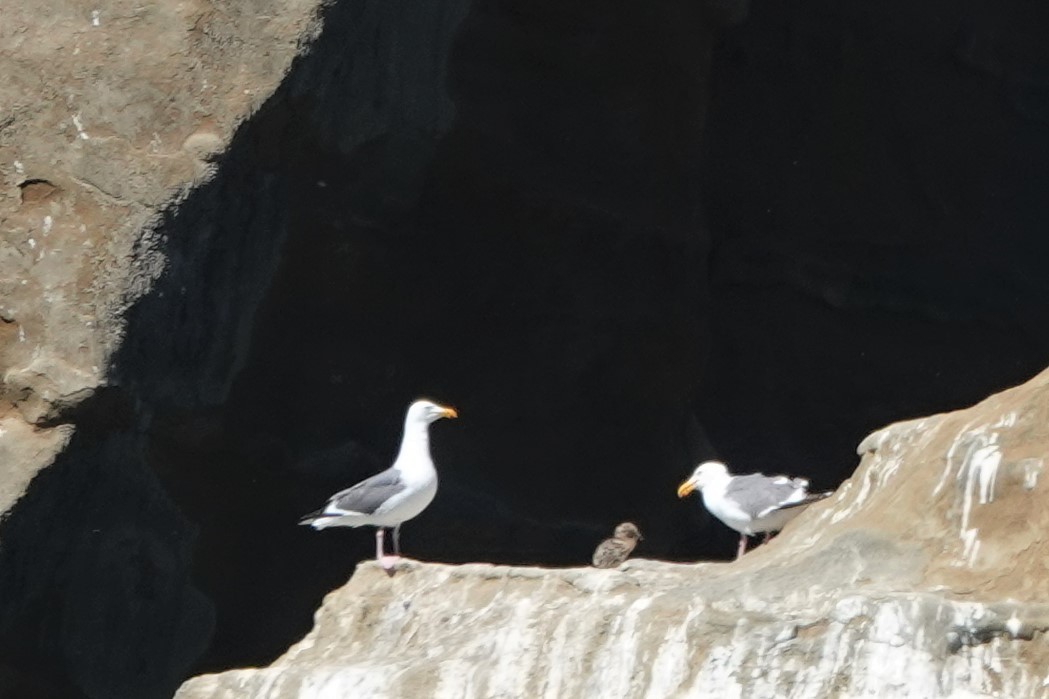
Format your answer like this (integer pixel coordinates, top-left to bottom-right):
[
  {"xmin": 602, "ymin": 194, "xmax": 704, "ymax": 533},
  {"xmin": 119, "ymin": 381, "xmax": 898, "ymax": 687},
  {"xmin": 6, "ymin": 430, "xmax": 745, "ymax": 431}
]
[
  {"xmin": 2, "ymin": 0, "xmax": 718, "ymax": 693},
  {"xmin": 174, "ymin": 0, "xmax": 717, "ymax": 673},
  {"xmin": 698, "ymin": 0, "xmax": 1049, "ymax": 484},
  {"xmin": 1, "ymin": 0, "xmax": 1048, "ymax": 696},
  {"xmin": 0, "ymin": 394, "xmax": 212, "ymax": 699}
]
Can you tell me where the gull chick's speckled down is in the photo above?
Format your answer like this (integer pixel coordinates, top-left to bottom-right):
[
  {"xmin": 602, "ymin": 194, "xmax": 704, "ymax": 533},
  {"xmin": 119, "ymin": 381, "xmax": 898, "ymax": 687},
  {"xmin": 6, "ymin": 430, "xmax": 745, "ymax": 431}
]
[
  {"xmin": 678, "ymin": 460, "xmax": 831, "ymax": 560},
  {"xmin": 592, "ymin": 522, "xmax": 643, "ymax": 568},
  {"xmin": 299, "ymin": 399, "xmax": 457, "ymax": 571}
]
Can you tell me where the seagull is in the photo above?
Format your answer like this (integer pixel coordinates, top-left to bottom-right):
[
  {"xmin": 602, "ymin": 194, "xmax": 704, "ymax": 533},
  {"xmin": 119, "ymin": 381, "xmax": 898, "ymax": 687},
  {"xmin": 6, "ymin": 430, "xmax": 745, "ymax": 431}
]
[
  {"xmin": 591, "ymin": 522, "xmax": 643, "ymax": 568},
  {"xmin": 299, "ymin": 399, "xmax": 457, "ymax": 571},
  {"xmin": 677, "ymin": 460, "xmax": 831, "ymax": 560}
]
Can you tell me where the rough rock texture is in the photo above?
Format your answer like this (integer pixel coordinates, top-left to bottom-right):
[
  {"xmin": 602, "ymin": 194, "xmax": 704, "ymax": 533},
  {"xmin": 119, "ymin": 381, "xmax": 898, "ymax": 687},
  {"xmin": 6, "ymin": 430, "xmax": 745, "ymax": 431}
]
[
  {"xmin": 0, "ymin": 0, "xmax": 320, "ymax": 421},
  {"xmin": 178, "ymin": 367, "xmax": 1049, "ymax": 698},
  {"xmin": 0, "ymin": 2, "xmax": 323, "ymax": 697},
  {"xmin": 3, "ymin": 0, "xmax": 1049, "ymax": 696}
]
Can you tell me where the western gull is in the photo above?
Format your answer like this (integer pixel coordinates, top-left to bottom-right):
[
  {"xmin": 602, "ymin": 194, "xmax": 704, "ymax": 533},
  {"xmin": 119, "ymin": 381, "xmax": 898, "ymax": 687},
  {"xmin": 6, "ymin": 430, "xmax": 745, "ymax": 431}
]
[
  {"xmin": 677, "ymin": 460, "xmax": 831, "ymax": 560},
  {"xmin": 299, "ymin": 399, "xmax": 457, "ymax": 571},
  {"xmin": 591, "ymin": 522, "xmax": 643, "ymax": 568}
]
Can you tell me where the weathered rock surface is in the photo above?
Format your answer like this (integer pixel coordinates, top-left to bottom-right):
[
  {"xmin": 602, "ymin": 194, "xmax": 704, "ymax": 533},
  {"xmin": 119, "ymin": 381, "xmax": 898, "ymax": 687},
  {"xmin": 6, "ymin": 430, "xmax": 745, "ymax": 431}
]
[
  {"xmin": 178, "ymin": 367, "xmax": 1049, "ymax": 698},
  {"xmin": 0, "ymin": 0, "xmax": 324, "ymax": 475},
  {"xmin": 0, "ymin": 1, "xmax": 323, "ymax": 697},
  {"xmin": 0, "ymin": 0, "xmax": 321, "ymax": 422},
  {"xmin": 3, "ymin": 0, "xmax": 1049, "ymax": 696}
]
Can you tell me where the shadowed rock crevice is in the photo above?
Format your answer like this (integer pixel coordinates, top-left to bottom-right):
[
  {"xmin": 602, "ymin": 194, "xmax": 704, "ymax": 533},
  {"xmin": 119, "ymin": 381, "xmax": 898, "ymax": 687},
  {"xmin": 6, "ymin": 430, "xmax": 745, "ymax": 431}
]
[{"xmin": 0, "ymin": 415, "xmax": 212, "ymax": 699}]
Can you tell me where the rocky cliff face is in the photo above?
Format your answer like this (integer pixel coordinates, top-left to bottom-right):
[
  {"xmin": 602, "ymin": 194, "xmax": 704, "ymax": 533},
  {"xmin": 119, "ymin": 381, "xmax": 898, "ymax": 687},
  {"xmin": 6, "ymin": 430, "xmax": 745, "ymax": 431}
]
[
  {"xmin": 0, "ymin": 1, "xmax": 323, "ymax": 697},
  {"xmin": 2, "ymin": 0, "xmax": 1049, "ymax": 697},
  {"xmin": 178, "ymin": 367, "xmax": 1049, "ymax": 698},
  {"xmin": 0, "ymin": 0, "xmax": 321, "ymax": 423}
]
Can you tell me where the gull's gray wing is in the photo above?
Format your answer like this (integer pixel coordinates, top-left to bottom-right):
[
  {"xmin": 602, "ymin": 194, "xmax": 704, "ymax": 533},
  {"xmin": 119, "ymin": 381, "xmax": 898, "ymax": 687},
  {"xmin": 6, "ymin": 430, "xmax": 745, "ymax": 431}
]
[
  {"xmin": 326, "ymin": 468, "xmax": 407, "ymax": 515},
  {"xmin": 724, "ymin": 474, "xmax": 808, "ymax": 519}
]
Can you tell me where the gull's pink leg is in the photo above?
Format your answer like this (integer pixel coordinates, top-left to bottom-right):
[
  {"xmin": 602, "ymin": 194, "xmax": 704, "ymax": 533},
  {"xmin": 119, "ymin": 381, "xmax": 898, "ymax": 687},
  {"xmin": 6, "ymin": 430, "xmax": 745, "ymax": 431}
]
[
  {"xmin": 736, "ymin": 534, "xmax": 748, "ymax": 560},
  {"xmin": 377, "ymin": 527, "xmax": 400, "ymax": 572},
  {"xmin": 376, "ymin": 528, "xmax": 386, "ymax": 562},
  {"xmin": 762, "ymin": 532, "xmax": 771, "ymax": 545}
]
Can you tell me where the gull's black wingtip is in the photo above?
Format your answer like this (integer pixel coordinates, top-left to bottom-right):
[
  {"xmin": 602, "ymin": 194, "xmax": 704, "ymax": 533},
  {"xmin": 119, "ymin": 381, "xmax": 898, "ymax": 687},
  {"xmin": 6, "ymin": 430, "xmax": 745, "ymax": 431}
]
[{"xmin": 298, "ymin": 509, "xmax": 324, "ymax": 526}]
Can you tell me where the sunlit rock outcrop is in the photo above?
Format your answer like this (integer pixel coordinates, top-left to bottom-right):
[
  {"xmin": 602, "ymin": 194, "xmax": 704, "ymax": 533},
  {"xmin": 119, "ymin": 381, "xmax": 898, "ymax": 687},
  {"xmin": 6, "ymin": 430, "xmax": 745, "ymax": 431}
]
[{"xmin": 178, "ymin": 367, "xmax": 1049, "ymax": 698}]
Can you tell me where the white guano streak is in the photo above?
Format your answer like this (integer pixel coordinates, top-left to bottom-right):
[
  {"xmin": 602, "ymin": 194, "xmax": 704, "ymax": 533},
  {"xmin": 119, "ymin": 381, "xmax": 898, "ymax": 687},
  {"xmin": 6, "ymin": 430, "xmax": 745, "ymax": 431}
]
[
  {"xmin": 485, "ymin": 597, "xmax": 538, "ymax": 697},
  {"xmin": 689, "ymin": 618, "xmax": 755, "ymax": 699},
  {"xmin": 72, "ymin": 113, "xmax": 89, "ymax": 139},
  {"xmin": 643, "ymin": 604, "xmax": 704, "ymax": 699},
  {"xmin": 957, "ymin": 434, "xmax": 1001, "ymax": 567},
  {"xmin": 933, "ymin": 418, "xmax": 982, "ymax": 497},
  {"xmin": 1022, "ymin": 458, "xmax": 1043, "ymax": 491},
  {"xmin": 589, "ymin": 597, "xmax": 652, "ymax": 697}
]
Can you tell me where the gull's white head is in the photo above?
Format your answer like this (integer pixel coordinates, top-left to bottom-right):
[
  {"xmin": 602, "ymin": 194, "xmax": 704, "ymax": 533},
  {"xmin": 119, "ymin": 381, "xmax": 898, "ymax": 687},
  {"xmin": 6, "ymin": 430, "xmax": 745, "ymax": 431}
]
[
  {"xmin": 407, "ymin": 399, "xmax": 458, "ymax": 424},
  {"xmin": 677, "ymin": 460, "xmax": 729, "ymax": 498}
]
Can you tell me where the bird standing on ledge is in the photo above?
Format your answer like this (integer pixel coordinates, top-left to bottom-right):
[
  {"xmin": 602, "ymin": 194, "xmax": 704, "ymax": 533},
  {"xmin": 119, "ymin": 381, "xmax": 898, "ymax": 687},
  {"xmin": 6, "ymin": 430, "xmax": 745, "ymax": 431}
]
[
  {"xmin": 299, "ymin": 399, "xmax": 457, "ymax": 571},
  {"xmin": 592, "ymin": 522, "xmax": 643, "ymax": 568},
  {"xmin": 677, "ymin": 460, "xmax": 831, "ymax": 560}
]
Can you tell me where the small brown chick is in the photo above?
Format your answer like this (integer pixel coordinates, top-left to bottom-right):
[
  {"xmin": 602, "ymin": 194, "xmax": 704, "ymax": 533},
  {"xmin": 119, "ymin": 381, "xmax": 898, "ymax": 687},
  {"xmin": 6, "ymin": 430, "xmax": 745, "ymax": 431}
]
[{"xmin": 591, "ymin": 522, "xmax": 642, "ymax": 568}]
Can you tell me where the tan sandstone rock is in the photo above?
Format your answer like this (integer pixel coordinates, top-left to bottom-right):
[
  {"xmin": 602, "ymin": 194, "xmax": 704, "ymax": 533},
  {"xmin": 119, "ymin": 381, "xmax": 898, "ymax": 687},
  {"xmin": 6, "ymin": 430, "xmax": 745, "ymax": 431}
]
[{"xmin": 0, "ymin": 0, "xmax": 322, "ymax": 514}]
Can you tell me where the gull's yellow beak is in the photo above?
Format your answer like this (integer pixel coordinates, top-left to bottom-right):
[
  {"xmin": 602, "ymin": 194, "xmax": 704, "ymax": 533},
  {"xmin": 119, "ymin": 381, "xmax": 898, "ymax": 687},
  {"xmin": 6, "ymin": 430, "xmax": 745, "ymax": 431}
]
[
  {"xmin": 442, "ymin": 406, "xmax": 458, "ymax": 419},
  {"xmin": 677, "ymin": 480, "xmax": 695, "ymax": 498}
]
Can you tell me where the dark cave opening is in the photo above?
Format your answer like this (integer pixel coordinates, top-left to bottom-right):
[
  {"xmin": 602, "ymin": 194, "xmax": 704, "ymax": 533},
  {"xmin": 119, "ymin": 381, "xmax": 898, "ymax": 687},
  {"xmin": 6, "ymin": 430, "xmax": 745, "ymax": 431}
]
[
  {"xmin": 697, "ymin": 0, "xmax": 1049, "ymax": 480},
  {"xmin": 159, "ymin": 0, "xmax": 718, "ymax": 673},
  {"xmin": 175, "ymin": 0, "xmax": 1048, "ymax": 675},
  {"xmin": 1, "ymin": 0, "xmax": 1048, "ymax": 697}
]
